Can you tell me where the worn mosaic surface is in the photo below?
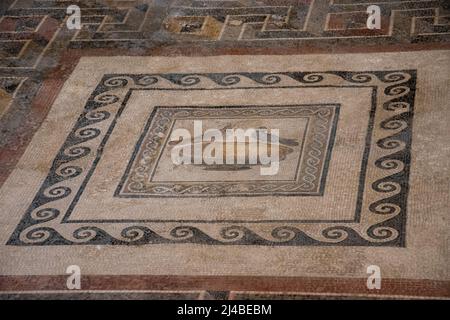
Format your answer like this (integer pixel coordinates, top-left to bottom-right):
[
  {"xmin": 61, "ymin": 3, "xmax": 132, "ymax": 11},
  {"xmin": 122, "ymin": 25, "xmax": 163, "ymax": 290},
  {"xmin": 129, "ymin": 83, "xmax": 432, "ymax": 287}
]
[{"xmin": 0, "ymin": 1, "xmax": 449, "ymax": 299}]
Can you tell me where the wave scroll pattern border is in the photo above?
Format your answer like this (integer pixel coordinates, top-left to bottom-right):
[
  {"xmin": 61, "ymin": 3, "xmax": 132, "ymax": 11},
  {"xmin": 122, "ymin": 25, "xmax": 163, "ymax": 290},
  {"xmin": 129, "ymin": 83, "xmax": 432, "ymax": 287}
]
[{"xmin": 6, "ymin": 70, "xmax": 416, "ymax": 246}]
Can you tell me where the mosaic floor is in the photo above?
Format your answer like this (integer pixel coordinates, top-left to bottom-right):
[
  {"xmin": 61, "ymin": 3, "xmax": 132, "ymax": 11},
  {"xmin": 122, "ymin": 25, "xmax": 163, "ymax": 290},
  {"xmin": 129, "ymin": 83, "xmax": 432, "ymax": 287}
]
[{"xmin": 0, "ymin": 0, "xmax": 449, "ymax": 299}]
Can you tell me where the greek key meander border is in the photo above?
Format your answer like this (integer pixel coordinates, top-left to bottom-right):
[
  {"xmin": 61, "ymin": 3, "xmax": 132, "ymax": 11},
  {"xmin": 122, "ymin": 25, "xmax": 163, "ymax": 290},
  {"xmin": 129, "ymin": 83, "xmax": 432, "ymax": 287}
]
[
  {"xmin": 6, "ymin": 70, "xmax": 416, "ymax": 247},
  {"xmin": 117, "ymin": 104, "xmax": 340, "ymax": 197}
]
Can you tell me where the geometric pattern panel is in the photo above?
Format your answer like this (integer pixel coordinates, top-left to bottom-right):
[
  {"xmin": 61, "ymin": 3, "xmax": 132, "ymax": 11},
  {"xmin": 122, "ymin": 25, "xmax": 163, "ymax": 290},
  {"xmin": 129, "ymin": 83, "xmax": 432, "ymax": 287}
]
[
  {"xmin": 163, "ymin": 0, "xmax": 450, "ymax": 42},
  {"xmin": 7, "ymin": 69, "xmax": 416, "ymax": 247}
]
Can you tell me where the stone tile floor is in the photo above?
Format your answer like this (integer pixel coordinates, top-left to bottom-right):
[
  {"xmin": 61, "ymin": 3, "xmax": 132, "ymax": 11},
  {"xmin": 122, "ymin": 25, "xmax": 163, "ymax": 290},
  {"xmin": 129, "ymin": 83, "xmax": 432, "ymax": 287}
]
[{"xmin": 0, "ymin": 0, "xmax": 449, "ymax": 299}]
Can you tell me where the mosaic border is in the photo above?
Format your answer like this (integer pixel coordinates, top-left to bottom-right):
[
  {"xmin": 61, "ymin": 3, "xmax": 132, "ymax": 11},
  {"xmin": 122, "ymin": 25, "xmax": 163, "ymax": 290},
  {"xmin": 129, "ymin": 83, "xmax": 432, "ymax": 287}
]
[{"xmin": 6, "ymin": 70, "xmax": 417, "ymax": 246}]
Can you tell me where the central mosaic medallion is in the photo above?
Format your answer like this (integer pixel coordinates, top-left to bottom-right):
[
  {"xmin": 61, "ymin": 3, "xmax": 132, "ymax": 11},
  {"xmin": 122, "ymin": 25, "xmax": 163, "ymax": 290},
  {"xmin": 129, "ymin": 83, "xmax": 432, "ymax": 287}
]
[{"xmin": 117, "ymin": 104, "xmax": 339, "ymax": 197}]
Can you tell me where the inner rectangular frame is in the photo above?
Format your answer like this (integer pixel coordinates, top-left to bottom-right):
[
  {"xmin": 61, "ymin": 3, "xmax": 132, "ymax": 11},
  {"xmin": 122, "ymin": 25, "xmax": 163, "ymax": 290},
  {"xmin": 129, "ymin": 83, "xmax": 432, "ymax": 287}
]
[
  {"xmin": 115, "ymin": 104, "xmax": 341, "ymax": 198},
  {"xmin": 62, "ymin": 85, "xmax": 377, "ymax": 224}
]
